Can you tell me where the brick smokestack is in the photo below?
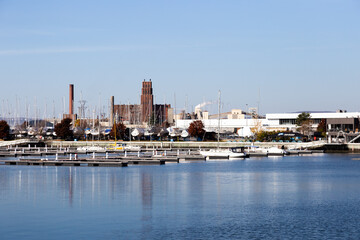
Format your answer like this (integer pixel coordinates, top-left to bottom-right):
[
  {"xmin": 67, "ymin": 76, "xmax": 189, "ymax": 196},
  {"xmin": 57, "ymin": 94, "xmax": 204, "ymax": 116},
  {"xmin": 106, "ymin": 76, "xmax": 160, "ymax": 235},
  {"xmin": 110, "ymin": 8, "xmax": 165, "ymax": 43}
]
[
  {"xmin": 110, "ymin": 96, "xmax": 114, "ymax": 126},
  {"xmin": 69, "ymin": 84, "xmax": 74, "ymax": 115}
]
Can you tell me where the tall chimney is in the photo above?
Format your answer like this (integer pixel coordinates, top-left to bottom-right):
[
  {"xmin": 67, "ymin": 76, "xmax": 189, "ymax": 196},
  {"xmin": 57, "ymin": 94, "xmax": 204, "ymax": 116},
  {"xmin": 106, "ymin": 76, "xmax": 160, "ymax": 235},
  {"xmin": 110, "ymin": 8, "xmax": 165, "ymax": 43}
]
[
  {"xmin": 110, "ymin": 96, "xmax": 114, "ymax": 126},
  {"xmin": 69, "ymin": 84, "xmax": 74, "ymax": 115}
]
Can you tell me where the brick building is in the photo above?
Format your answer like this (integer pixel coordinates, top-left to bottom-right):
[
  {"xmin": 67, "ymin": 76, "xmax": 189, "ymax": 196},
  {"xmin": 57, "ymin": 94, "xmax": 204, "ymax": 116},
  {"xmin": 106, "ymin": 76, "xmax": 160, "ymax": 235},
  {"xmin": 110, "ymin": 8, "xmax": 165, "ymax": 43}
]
[{"xmin": 113, "ymin": 80, "xmax": 171, "ymax": 126}]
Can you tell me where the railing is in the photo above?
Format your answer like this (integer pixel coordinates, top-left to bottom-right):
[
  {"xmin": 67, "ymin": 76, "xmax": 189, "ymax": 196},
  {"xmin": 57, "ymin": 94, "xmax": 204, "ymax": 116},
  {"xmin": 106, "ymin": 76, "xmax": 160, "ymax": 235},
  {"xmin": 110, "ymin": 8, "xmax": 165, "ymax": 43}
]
[{"xmin": 0, "ymin": 139, "xmax": 36, "ymax": 147}]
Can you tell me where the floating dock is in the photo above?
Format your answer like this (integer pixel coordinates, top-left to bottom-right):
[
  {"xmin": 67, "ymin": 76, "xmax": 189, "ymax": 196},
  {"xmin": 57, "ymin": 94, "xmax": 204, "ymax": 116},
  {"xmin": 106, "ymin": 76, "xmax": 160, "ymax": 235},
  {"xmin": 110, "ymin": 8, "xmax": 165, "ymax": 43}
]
[{"xmin": 0, "ymin": 144, "xmax": 325, "ymax": 168}]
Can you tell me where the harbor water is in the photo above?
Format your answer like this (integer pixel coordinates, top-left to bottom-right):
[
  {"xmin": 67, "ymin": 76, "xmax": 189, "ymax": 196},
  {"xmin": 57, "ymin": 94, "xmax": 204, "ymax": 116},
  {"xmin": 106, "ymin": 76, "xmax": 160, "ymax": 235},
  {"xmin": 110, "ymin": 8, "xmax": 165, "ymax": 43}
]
[{"xmin": 1, "ymin": 154, "xmax": 360, "ymax": 239}]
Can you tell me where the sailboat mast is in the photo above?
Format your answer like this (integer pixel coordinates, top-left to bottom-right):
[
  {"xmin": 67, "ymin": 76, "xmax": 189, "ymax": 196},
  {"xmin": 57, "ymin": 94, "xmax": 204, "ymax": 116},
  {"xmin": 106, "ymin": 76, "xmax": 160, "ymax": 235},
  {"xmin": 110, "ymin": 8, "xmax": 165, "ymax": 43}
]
[{"xmin": 217, "ymin": 90, "xmax": 221, "ymax": 149}]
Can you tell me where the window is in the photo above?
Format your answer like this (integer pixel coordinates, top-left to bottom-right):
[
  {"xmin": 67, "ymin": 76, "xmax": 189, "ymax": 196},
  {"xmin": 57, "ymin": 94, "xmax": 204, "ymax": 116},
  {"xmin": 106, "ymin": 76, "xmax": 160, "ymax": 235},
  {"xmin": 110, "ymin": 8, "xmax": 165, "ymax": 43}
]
[{"xmin": 280, "ymin": 119, "xmax": 296, "ymax": 125}]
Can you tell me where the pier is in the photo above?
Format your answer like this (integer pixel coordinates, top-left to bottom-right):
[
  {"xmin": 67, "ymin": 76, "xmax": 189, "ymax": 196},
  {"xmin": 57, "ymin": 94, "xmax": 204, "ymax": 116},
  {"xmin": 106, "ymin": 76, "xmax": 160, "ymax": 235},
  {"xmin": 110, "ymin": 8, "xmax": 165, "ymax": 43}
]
[{"xmin": 0, "ymin": 141, "xmax": 329, "ymax": 169}]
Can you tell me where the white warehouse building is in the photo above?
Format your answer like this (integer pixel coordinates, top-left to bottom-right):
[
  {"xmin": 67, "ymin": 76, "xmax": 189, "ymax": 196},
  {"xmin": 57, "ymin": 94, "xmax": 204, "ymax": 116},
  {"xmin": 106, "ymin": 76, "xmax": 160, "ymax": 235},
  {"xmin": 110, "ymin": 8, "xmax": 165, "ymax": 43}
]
[{"xmin": 175, "ymin": 110, "xmax": 360, "ymax": 136}]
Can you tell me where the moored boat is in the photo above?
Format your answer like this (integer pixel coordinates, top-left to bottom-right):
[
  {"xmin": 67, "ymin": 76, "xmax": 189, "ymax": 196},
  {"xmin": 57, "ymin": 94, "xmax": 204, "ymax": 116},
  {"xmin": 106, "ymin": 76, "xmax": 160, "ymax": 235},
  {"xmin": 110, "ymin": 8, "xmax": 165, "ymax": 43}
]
[{"xmin": 200, "ymin": 147, "xmax": 247, "ymax": 160}]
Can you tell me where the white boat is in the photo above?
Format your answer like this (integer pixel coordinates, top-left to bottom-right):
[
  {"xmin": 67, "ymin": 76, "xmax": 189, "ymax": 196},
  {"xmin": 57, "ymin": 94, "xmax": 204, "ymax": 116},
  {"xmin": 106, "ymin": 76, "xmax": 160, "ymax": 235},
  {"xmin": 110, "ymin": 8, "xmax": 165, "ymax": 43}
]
[
  {"xmin": 246, "ymin": 145, "xmax": 287, "ymax": 156},
  {"xmin": 124, "ymin": 145, "xmax": 141, "ymax": 151},
  {"xmin": 246, "ymin": 145, "xmax": 268, "ymax": 155},
  {"xmin": 90, "ymin": 129, "xmax": 99, "ymax": 136},
  {"xmin": 167, "ymin": 127, "xmax": 181, "ymax": 137},
  {"xmin": 200, "ymin": 148, "xmax": 247, "ymax": 160},
  {"xmin": 77, "ymin": 146, "xmax": 105, "ymax": 152},
  {"xmin": 199, "ymin": 91, "xmax": 246, "ymax": 160},
  {"xmin": 265, "ymin": 147, "xmax": 287, "ymax": 155},
  {"xmin": 181, "ymin": 129, "xmax": 189, "ymax": 138},
  {"xmin": 131, "ymin": 128, "xmax": 145, "ymax": 137}
]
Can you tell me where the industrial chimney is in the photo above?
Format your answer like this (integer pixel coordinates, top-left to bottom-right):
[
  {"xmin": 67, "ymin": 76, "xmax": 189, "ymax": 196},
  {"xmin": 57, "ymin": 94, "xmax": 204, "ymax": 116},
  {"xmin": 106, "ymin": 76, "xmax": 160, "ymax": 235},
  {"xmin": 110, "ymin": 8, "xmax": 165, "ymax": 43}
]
[
  {"xmin": 69, "ymin": 84, "xmax": 74, "ymax": 115},
  {"xmin": 110, "ymin": 96, "xmax": 114, "ymax": 126}
]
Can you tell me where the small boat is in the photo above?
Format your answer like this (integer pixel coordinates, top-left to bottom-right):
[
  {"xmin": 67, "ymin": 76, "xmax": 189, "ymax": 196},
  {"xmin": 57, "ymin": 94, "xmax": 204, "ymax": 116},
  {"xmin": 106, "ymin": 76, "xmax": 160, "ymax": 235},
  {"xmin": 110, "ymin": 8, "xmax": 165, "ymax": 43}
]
[
  {"xmin": 181, "ymin": 129, "xmax": 189, "ymax": 138},
  {"xmin": 77, "ymin": 146, "xmax": 106, "ymax": 152},
  {"xmin": 84, "ymin": 128, "xmax": 91, "ymax": 135},
  {"xmin": 265, "ymin": 147, "xmax": 287, "ymax": 155},
  {"xmin": 200, "ymin": 148, "xmax": 247, "ymax": 160},
  {"xmin": 131, "ymin": 128, "xmax": 145, "ymax": 137},
  {"xmin": 107, "ymin": 143, "xmax": 124, "ymax": 151},
  {"xmin": 124, "ymin": 145, "xmax": 141, "ymax": 151},
  {"xmin": 199, "ymin": 91, "xmax": 247, "ymax": 160},
  {"xmin": 90, "ymin": 129, "xmax": 99, "ymax": 136}
]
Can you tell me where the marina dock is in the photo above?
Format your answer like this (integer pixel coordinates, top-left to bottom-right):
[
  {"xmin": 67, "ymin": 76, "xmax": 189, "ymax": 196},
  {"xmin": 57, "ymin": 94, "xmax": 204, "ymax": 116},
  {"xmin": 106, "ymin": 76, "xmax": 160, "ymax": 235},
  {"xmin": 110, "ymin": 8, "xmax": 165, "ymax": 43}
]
[{"xmin": 0, "ymin": 143, "xmax": 327, "ymax": 168}]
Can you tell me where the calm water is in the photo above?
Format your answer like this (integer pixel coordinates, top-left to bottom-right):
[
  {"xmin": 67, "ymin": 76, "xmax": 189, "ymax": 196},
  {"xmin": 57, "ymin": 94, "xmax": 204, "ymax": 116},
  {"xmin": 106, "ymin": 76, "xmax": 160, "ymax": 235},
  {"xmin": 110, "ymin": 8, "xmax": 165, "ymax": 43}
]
[{"xmin": 1, "ymin": 154, "xmax": 360, "ymax": 239}]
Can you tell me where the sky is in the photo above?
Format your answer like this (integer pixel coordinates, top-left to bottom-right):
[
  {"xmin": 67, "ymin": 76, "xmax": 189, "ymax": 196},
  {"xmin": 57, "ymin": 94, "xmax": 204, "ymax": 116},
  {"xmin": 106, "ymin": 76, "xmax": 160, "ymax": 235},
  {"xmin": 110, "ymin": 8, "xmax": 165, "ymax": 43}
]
[{"xmin": 0, "ymin": 0, "xmax": 359, "ymax": 119}]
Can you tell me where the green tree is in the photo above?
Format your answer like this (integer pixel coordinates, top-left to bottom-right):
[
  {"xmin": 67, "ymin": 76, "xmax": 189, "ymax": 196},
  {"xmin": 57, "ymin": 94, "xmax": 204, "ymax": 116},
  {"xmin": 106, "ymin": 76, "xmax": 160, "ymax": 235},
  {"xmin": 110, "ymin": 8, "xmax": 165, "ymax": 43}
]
[
  {"xmin": 255, "ymin": 130, "xmax": 280, "ymax": 142},
  {"xmin": 110, "ymin": 122, "xmax": 127, "ymax": 140},
  {"xmin": 188, "ymin": 120, "xmax": 205, "ymax": 139},
  {"xmin": 296, "ymin": 112, "xmax": 312, "ymax": 136},
  {"xmin": 296, "ymin": 112, "xmax": 311, "ymax": 126},
  {"xmin": 0, "ymin": 120, "xmax": 10, "ymax": 140},
  {"xmin": 54, "ymin": 118, "xmax": 73, "ymax": 140}
]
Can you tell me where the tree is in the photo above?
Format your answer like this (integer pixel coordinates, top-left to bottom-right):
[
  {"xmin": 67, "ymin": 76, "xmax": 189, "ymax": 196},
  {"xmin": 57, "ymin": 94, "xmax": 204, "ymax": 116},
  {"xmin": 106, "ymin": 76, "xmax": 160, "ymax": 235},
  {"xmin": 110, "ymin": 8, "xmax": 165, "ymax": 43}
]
[
  {"xmin": 54, "ymin": 118, "xmax": 73, "ymax": 140},
  {"xmin": 317, "ymin": 119, "xmax": 327, "ymax": 137},
  {"xmin": 110, "ymin": 122, "xmax": 127, "ymax": 140},
  {"xmin": 251, "ymin": 119, "xmax": 262, "ymax": 140},
  {"xmin": 296, "ymin": 112, "xmax": 311, "ymax": 126},
  {"xmin": 296, "ymin": 112, "xmax": 312, "ymax": 136},
  {"xmin": 0, "ymin": 120, "xmax": 10, "ymax": 140},
  {"xmin": 188, "ymin": 120, "xmax": 205, "ymax": 139},
  {"xmin": 255, "ymin": 130, "xmax": 279, "ymax": 142}
]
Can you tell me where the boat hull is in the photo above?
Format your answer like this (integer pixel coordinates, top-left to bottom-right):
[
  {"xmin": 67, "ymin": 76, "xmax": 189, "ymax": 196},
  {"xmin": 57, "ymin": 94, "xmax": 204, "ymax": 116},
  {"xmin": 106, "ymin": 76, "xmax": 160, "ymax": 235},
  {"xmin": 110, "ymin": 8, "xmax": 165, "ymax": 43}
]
[{"xmin": 200, "ymin": 150, "xmax": 246, "ymax": 160}]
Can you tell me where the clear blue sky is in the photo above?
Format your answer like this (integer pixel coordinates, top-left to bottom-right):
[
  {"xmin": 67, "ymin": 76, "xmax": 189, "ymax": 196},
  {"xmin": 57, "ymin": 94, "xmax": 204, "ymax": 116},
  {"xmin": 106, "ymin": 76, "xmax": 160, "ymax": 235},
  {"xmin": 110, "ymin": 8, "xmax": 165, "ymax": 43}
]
[{"xmin": 0, "ymin": 0, "xmax": 359, "ymax": 119}]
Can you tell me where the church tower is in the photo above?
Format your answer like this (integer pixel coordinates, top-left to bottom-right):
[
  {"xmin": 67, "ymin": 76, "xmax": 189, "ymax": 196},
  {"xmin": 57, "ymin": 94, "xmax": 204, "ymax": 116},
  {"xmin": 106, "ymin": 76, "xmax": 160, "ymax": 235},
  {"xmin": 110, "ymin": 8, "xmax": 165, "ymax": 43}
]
[{"xmin": 141, "ymin": 79, "xmax": 153, "ymax": 122}]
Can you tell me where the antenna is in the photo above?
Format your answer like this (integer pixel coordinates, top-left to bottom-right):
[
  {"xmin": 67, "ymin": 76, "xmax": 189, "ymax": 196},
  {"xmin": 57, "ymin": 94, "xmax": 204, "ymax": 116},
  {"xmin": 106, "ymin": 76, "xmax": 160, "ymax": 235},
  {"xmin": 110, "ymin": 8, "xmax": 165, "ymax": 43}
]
[{"xmin": 78, "ymin": 91, "xmax": 87, "ymax": 119}]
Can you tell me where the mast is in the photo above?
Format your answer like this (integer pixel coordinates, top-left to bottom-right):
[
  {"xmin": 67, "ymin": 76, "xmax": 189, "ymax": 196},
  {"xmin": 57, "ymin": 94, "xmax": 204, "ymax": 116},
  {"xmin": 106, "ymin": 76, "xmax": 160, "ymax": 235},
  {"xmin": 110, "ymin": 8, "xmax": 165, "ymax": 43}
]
[
  {"xmin": 128, "ymin": 100, "xmax": 131, "ymax": 142},
  {"xmin": 257, "ymin": 88, "xmax": 261, "ymax": 118},
  {"xmin": 98, "ymin": 93, "xmax": 102, "ymax": 141},
  {"xmin": 174, "ymin": 93, "xmax": 177, "ymax": 128},
  {"xmin": 217, "ymin": 90, "xmax": 221, "ymax": 149}
]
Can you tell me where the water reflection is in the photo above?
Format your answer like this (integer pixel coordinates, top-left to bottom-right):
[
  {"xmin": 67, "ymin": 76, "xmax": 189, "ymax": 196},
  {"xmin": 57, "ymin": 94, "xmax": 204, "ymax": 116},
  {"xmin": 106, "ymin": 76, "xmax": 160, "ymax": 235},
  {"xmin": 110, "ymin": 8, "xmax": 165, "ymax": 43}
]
[
  {"xmin": 2, "ymin": 154, "xmax": 360, "ymax": 239},
  {"xmin": 140, "ymin": 172, "xmax": 153, "ymax": 239},
  {"xmin": 0, "ymin": 156, "xmax": 357, "ymax": 209}
]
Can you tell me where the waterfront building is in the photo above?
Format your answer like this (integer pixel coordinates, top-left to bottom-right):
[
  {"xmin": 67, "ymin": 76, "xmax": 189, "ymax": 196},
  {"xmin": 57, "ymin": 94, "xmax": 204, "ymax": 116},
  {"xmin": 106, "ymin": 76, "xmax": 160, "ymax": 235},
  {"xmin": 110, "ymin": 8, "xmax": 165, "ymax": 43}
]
[{"xmin": 175, "ymin": 110, "xmax": 360, "ymax": 141}]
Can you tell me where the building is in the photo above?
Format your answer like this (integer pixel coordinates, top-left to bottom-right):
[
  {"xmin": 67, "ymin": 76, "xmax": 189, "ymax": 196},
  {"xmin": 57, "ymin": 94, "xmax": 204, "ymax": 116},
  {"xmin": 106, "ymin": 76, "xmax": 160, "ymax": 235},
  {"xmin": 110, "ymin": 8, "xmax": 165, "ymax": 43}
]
[
  {"xmin": 112, "ymin": 80, "xmax": 172, "ymax": 126},
  {"xmin": 175, "ymin": 110, "xmax": 360, "ymax": 140},
  {"xmin": 114, "ymin": 104, "xmax": 142, "ymax": 125},
  {"xmin": 265, "ymin": 110, "xmax": 360, "ymax": 133},
  {"xmin": 141, "ymin": 80, "xmax": 154, "ymax": 122}
]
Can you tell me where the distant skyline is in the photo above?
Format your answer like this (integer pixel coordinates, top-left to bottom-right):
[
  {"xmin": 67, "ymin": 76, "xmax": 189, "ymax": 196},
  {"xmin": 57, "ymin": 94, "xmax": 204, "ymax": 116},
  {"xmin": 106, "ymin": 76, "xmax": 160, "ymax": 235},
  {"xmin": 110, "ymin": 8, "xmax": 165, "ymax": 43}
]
[{"xmin": 1, "ymin": 0, "xmax": 359, "ymax": 119}]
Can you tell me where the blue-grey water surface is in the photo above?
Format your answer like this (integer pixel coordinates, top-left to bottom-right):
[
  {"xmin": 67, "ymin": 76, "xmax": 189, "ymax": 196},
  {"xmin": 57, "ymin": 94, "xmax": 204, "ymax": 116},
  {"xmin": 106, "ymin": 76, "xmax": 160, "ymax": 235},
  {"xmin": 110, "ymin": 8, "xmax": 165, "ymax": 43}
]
[{"xmin": 1, "ymin": 154, "xmax": 360, "ymax": 239}]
